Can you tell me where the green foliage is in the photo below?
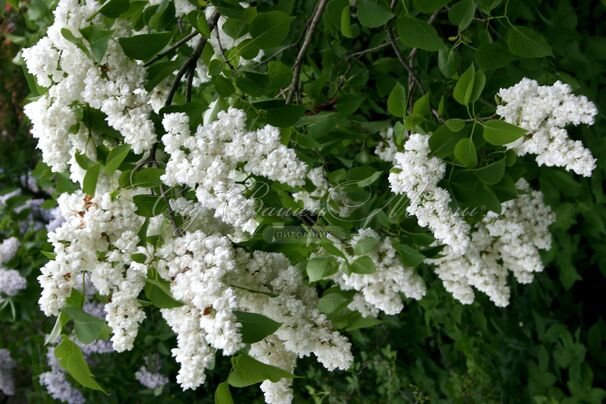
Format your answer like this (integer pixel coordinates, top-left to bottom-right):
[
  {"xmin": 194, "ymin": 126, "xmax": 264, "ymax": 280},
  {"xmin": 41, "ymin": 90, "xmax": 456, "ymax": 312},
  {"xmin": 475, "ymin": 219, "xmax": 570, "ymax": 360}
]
[{"xmin": 2, "ymin": 0, "xmax": 606, "ymax": 403}]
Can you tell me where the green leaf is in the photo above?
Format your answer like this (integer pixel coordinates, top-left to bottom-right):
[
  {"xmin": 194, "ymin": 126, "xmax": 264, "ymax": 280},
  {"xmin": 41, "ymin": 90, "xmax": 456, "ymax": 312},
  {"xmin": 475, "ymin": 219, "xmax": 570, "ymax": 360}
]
[
  {"xmin": 471, "ymin": 69, "xmax": 485, "ymax": 102},
  {"xmin": 61, "ymin": 28, "xmax": 91, "ymax": 59},
  {"xmin": 429, "ymin": 125, "xmax": 466, "ymax": 158},
  {"xmin": 45, "ymin": 313, "xmax": 70, "ymax": 345},
  {"xmin": 249, "ymin": 11, "xmax": 294, "ymax": 49},
  {"xmin": 397, "ymin": 16, "xmax": 443, "ymax": 51},
  {"xmin": 340, "ymin": 5, "xmax": 354, "ymax": 38},
  {"xmin": 307, "ymin": 257, "xmax": 339, "ymax": 282},
  {"xmin": 98, "ymin": 0, "xmax": 130, "ymax": 18},
  {"xmin": 413, "ymin": 93, "xmax": 431, "ymax": 116},
  {"xmin": 227, "ymin": 354, "xmax": 295, "ymax": 387},
  {"xmin": 105, "ymin": 144, "xmax": 131, "ymax": 176},
  {"xmin": 345, "ymin": 315, "xmax": 382, "ymax": 331},
  {"xmin": 350, "ymin": 256, "xmax": 376, "ymax": 274},
  {"xmin": 453, "ymin": 64, "xmax": 475, "ymax": 106},
  {"xmin": 474, "ymin": 182, "xmax": 501, "ymax": 213},
  {"xmin": 445, "ymin": 118, "xmax": 466, "ymax": 132},
  {"xmin": 448, "ymin": 0, "xmax": 475, "ymax": 32},
  {"xmin": 265, "ymin": 105, "xmax": 305, "ymax": 127},
  {"xmin": 387, "ymin": 82, "xmax": 407, "ymax": 117},
  {"xmin": 133, "ymin": 194, "xmax": 169, "ymax": 217},
  {"xmin": 412, "ymin": 0, "xmax": 450, "ymax": 13},
  {"xmin": 357, "ymin": 0, "xmax": 394, "ymax": 28},
  {"xmin": 215, "ymin": 382, "xmax": 234, "ymax": 404},
  {"xmin": 145, "ymin": 278, "xmax": 183, "ymax": 309},
  {"xmin": 396, "ymin": 244, "xmax": 426, "ymax": 267},
  {"xmin": 476, "ymin": 42, "xmax": 515, "ymax": 70},
  {"xmin": 353, "ymin": 237, "xmax": 379, "ymax": 255},
  {"xmin": 80, "ymin": 27, "xmax": 112, "ymax": 64},
  {"xmin": 62, "ymin": 307, "xmax": 111, "ymax": 344},
  {"xmin": 507, "ymin": 26, "xmax": 552, "ymax": 58},
  {"xmin": 482, "ymin": 120, "xmax": 526, "ymax": 145},
  {"xmin": 132, "ymin": 167, "xmax": 164, "ymax": 188},
  {"xmin": 233, "ymin": 311, "xmax": 281, "ymax": 344},
  {"xmin": 119, "ymin": 32, "xmax": 172, "ymax": 60},
  {"xmin": 438, "ymin": 48, "xmax": 460, "ymax": 78},
  {"xmin": 75, "ymin": 152, "xmax": 96, "ymax": 170},
  {"xmin": 146, "ymin": 60, "xmax": 182, "ymax": 91},
  {"xmin": 54, "ymin": 336, "xmax": 107, "ymax": 393},
  {"xmin": 454, "ymin": 138, "xmax": 477, "ymax": 168},
  {"xmin": 318, "ymin": 292, "xmax": 349, "ymax": 314},
  {"xmin": 472, "ymin": 158, "xmax": 506, "ymax": 185},
  {"xmin": 83, "ymin": 164, "xmax": 101, "ymax": 196}
]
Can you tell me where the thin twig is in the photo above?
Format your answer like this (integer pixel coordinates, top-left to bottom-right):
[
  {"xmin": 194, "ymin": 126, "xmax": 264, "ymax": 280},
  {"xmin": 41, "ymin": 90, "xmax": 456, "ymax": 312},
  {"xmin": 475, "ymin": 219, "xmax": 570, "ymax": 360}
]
[
  {"xmin": 285, "ymin": 0, "xmax": 329, "ymax": 104},
  {"xmin": 215, "ymin": 29, "xmax": 235, "ymax": 71},
  {"xmin": 165, "ymin": 12, "xmax": 220, "ymax": 107},
  {"xmin": 144, "ymin": 31, "xmax": 199, "ymax": 67}
]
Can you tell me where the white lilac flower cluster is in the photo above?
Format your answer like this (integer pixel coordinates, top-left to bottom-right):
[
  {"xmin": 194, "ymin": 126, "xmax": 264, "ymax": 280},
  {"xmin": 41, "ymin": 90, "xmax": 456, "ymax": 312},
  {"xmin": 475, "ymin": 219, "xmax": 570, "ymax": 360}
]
[
  {"xmin": 40, "ymin": 348, "xmax": 85, "ymax": 404},
  {"xmin": 0, "ymin": 238, "xmax": 26, "ymax": 302},
  {"xmin": 0, "ymin": 349, "xmax": 16, "ymax": 396},
  {"xmin": 38, "ymin": 191, "xmax": 147, "ymax": 352},
  {"xmin": 157, "ymin": 230, "xmax": 352, "ymax": 399},
  {"xmin": 386, "ymin": 131, "xmax": 557, "ymax": 306},
  {"xmin": 22, "ymin": 0, "xmax": 156, "ymax": 174},
  {"xmin": 161, "ymin": 108, "xmax": 308, "ymax": 234},
  {"xmin": 329, "ymin": 229, "xmax": 426, "ymax": 318},
  {"xmin": 429, "ymin": 180, "xmax": 554, "ymax": 306},
  {"xmin": 496, "ymin": 78, "xmax": 598, "ymax": 177},
  {"xmin": 389, "ymin": 133, "xmax": 471, "ymax": 255}
]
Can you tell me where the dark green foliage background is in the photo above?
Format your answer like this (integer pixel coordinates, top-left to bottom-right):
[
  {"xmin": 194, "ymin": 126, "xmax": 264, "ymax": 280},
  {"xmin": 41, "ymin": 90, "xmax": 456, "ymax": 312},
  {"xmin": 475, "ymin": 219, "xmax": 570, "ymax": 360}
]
[{"xmin": 1, "ymin": 0, "xmax": 606, "ymax": 402}]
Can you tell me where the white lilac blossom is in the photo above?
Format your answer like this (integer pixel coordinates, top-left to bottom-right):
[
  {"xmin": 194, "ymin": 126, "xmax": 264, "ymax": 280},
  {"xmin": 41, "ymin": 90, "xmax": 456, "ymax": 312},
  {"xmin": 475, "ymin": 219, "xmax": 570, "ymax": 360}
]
[
  {"xmin": 0, "ymin": 269, "xmax": 27, "ymax": 301},
  {"xmin": 249, "ymin": 335, "xmax": 297, "ymax": 404},
  {"xmin": 22, "ymin": 0, "xmax": 156, "ymax": 174},
  {"xmin": 161, "ymin": 108, "xmax": 308, "ymax": 234},
  {"xmin": 389, "ymin": 133, "xmax": 471, "ymax": 255},
  {"xmin": 40, "ymin": 348, "xmax": 85, "ymax": 404},
  {"xmin": 0, "ymin": 238, "xmax": 19, "ymax": 264},
  {"xmin": 38, "ymin": 191, "xmax": 146, "ymax": 352},
  {"xmin": 157, "ymin": 230, "xmax": 352, "ymax": 392},
  {"xmin": 135, "ymin": 366, "xmax": 169, "ymax": 390},
  {"xmin": 0, "ymin": 349, "xmax": 16, "ymax": 396},
  {"xmin": 292, "ymin": 167, "xmax": 330, "ymax": 213},
  {"xmin": 429, "ymin": 179, "xmax": 555, "ymax": 306},
  {"xmin": 329, "ymin": 229, "xmax": 426, "ymax": 317},
  {"xmin": 496, "ymin": 78, "xmax": 598, "ymax": 176}
]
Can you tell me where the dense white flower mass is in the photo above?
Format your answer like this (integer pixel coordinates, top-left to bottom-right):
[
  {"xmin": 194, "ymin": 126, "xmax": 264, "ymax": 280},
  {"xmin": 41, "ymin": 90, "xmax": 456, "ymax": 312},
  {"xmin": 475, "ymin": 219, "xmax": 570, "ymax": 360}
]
[
  {"xmin": 0, "ymin": 349, "xmax": 16, "ymax": 396},
  {"xmin": 389, "ymin": 133, "xmax": 470, "ymax": 255},
  {"xmin": 429, "ymin": 180, "xmax": 555, "ymax": 306},
  {"xmin": 38, "ymin": 191, "xmax": 146, "ymax": 352},
  {"xmin": 22, "ymin": 0, "xmax": 156, "ymax": 173},
  {"xmin": 496, "ymin": 78, "xmax": 598, "ymax": 176},
  {"xmin": 329, "ymin": 229, "xmax": 426, "ymax": 317},
  {"xmin": 157, "ymin": 230, "xmax": 352, "ymax": 394},
  {"xmin": 161, "ymin": 108, "xmax": 308, "ymax": 234}
]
